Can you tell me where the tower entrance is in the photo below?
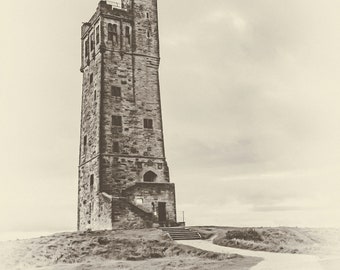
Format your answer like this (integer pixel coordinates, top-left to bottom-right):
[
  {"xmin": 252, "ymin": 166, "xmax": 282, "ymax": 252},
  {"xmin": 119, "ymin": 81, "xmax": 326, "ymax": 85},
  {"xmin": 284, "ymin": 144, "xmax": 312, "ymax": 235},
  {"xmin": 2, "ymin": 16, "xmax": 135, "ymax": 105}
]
[{"xmin": 158, "ymin": 202, "xmax": 167, "ymax": 226}]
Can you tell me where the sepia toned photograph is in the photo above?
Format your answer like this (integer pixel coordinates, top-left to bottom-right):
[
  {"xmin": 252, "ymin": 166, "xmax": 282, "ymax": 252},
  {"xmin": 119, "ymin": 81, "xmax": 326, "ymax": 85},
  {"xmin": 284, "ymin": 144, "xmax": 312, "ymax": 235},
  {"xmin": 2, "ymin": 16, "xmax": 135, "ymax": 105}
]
[{"xmin": 0, "ymin": 0, "xmax": 340, "ymax": 269}]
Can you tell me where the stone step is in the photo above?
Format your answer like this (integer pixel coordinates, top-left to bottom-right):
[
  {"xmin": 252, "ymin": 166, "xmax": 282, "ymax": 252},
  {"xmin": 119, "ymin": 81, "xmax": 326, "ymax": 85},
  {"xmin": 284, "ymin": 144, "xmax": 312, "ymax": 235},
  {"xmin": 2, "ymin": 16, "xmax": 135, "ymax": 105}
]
[{"xmin": 160, "ymin": 227, "xmax": 202, "ymax": 241}]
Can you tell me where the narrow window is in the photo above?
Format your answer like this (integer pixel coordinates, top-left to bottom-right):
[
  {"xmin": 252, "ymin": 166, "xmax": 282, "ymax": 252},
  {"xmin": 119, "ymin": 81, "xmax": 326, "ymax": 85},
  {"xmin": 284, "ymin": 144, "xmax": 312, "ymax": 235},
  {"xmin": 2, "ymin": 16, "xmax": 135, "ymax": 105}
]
[
  {"xmin": 108, "ymin": 24, "xmax": 118, "ymax": 43},
  {"xmin": 90, "ymin": 175, "xmax": 94, "ymax": 191},
  {"xmin": 84, "ymin": 135, "xmax": 87, "ymax": 147},
  {"xmin": 113, "ymin": 24, "xmax": 118, "ymax": 43},
  {"xmin": 146, "ymin": 12, "xmax": 150, "ymax": 19},
  {"xmin": 90, "ymin": 33, "xmax": 95, "ymax": 51},
  {"xmin": 113, "ymin": 141, "xmax": 120, "ymax": 153},
  {"xmin": 85, "ymin": 39, "xmax": 89, "ymax": 57},
  {"xmin": 108, "ymin": 23, "xmax": 113, "ymax": 41},
  {"xmin": 94, "ymin": 90, "xmax": 96, "ymax": 101},
  {"xmin": 96, "ymin": 26, "xmax": 100, "ymax": 44},
  {"xmin": 90, "ymin": 73, "xmax": 93, "ymax": 84},
  {"xmin": 112, "ymin": 115, "xmax": 122, "ymax": 126},
  {"xmin": 144, "ymin": 119, "xmax": 153, "ymax": 129},
  {"xmin": 147, "ymin": 30, "xmax": 150, "ymax": 38},
  {"xmin": 111, "ymin": 86, "xmax": 121, "ymax": 97},
  {"xmin": 125, "ymin": 26, "xmax": 131, "ymax": 45}
]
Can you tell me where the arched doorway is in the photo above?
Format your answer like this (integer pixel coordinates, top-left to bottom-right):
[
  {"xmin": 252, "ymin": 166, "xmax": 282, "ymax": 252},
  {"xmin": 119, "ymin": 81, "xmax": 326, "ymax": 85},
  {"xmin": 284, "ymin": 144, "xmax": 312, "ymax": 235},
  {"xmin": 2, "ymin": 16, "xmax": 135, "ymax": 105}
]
[{"xmin": 143, "ymin": 171, "xmax": 157, "ymax": 182}]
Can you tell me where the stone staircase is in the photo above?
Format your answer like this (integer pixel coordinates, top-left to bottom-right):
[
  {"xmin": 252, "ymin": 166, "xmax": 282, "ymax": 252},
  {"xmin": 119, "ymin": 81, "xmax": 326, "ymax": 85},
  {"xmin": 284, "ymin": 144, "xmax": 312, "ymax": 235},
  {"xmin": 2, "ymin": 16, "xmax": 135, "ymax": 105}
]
[{"xmin": 161, "ymin": 227, "xmax": 202, "ymax": 240}]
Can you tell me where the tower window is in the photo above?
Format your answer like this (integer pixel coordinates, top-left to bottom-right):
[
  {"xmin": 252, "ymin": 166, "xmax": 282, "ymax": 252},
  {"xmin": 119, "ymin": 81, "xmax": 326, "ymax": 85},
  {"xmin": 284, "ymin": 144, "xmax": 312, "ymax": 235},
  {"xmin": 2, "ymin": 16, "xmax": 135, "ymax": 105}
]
[
  {"xmin": 90, "ymin": 73, "xmax": 93, "ymax": 84},
  {"xmin": 144, "ymin": 119, "xmax": 153, "ymax": 129},
  {"xmin": 96, "ymin": 26, "xmax": 100, "ymax": 44},
  {"xmin": 146, "ymin": 12, "xmax": 150, "ymax": 19},
  {"xmin": 85, "ymin": 39, "xmax": 89, "ymax": 57},
  {"xmin": 147, "ymin": 30, "xmax": 151, "ymax": 38},
  {"xmin": 111, "ymin": 86, "xmax": 121, "ymax": 97},
  {"xmin": 112, "ymin": 115, "xmax": 122, "ymax": 126},
  {"xmin": 90, "ymin": 175, "xmax": 94, "ymax": 191},
  {"xmin": 108, "ymin": 23, "xmax": 118, "ymax": 43},
  {"xmin": 125, "ymin": 26, "xmax": 131, "ymax": 45},
  {"xmin": 94, "ymin": 90, "xmax": 97, "ymax": 101},
  {"xmin": 90, "ymin": 33, "xmax": 95, "ymax": 51},
  {"xmin": 84, "ymin": 135, "xmax": 87, "ymax": 147},
  {"xmin": 113, "ymin": 141, "xmax": 120, "ymax": 153},
  {"xmin": 113, "ymin": 24, "xmax": 118, "ymax": 42}
]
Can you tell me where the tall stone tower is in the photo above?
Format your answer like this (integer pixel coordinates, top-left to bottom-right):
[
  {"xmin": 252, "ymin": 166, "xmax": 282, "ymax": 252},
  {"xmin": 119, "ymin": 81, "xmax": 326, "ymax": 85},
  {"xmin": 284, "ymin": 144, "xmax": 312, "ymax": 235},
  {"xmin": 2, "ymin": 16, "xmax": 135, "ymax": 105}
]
[{"xmin": 78, "ymin": 0, "xmax": 177, "ymax": 230}]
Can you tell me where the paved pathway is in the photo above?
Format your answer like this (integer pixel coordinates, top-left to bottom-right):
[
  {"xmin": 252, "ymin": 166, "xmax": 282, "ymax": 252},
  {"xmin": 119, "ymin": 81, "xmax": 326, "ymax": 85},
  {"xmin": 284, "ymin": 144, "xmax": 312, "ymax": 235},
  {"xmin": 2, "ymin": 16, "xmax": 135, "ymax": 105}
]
[{"xmin": 177, "ymin": 240, "xmax": 327, "ymax": 270}]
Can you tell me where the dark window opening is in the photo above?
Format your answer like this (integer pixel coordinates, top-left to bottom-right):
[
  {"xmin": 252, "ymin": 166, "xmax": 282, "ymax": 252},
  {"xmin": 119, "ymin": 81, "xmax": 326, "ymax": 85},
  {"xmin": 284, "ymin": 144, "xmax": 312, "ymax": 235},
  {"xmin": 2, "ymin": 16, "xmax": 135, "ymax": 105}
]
[
  {"xmin": 111, "ymin": 86, "xmax": 121, "ymax": 97},
  {"xmin": 94, "ymin": 90, "xmax": 96, "ymax": 101},
  {"xmin": 144, "ymin": 119, "xmax": 153, "ymax": 129},
  {"xmin": 112, "ymin": 115, "xmax": 122, "ymax": 126},
  {"xmin": 90, "ymin": 73, "xmax": 93, "ymax": 84},
  {"xmin": 113, "ymin": 24, "xmax": 118, "ymax": 42},
  {"xmin": 108, "ymin": 23, "xmax": 113, "ymax": 41},
  {"xmin": 143, "ymin": 171, "xmax": 157, "ymax": 182},
  {"xmin": 90, "ymin": 175, "xmax": 94, "ymax": 191},
  {"xmin": 84, "ymin": 135, "xmax": 87, "ymax": 147},
  {"xmin": 90, "ymin": 33, "xmax": 95, "ymax": 51},
  {"xmin": 137, "ymin": 162, "xmax": 143, "ymax": 169},
  {"xmin": 147, "ymin": 30, "xmax": 151, "ymax": 38},
  {"xmin": 113, "ymin": 141, "xmax": 120, "ymax": 153},
  {"xmin": 85, "ymin": 39, "xmax": 89, "ymax": 57},
  {"xmin": 96, "ymin": 26, "xmax": 100, "ymax": 44},
  {"xmin": 108, "ymin": 23, "xmax": 118, "ymax": 43},
  {"xmin": 146, "ymin": 12, "xmax": 150, "ymax": 19},
  {"xmin": 125, "ymin": 26, "xmax": 131, "ymax": 45}
]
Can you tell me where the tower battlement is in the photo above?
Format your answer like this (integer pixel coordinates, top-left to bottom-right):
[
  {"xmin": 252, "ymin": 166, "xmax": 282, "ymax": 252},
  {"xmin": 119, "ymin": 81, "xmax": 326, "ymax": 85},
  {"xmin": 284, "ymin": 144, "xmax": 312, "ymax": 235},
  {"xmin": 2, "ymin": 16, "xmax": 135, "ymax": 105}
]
[{"xmin": 77, "ymin": 0, "xmax": 177, "ymax": 231}]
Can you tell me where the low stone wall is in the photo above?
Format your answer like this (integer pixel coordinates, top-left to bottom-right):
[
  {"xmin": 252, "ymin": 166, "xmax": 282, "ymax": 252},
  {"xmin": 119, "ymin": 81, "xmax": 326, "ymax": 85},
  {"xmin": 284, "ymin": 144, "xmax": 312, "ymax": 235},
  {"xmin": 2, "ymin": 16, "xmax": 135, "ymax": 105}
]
[{"xmin": 112, "ymin": 198, "xmax": 154, "ymax": 229}]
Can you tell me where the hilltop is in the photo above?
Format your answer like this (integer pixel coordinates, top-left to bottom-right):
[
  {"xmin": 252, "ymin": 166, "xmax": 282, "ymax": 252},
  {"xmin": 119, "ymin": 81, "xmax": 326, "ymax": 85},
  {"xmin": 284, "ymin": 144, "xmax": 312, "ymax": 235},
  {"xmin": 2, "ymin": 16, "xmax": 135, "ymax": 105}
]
[{"xmin": 0, "ymin": 228, "xmax": 260, "ymax": 270}]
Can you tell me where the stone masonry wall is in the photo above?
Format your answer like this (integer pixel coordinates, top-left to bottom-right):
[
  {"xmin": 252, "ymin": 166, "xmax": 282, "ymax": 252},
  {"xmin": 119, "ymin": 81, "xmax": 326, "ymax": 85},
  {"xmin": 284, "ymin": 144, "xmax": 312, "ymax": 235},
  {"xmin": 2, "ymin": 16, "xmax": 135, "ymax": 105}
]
[
  {"xmin": 123, "ymin": 183, "xmax": 177, "ymax": 224},
  {"xmin": 78, "ymin": 17, "xmax": 103, "ymax": 230},
  {"xmin": 78, "ymin": 0, "xmax": 177, "ymax": 230}
]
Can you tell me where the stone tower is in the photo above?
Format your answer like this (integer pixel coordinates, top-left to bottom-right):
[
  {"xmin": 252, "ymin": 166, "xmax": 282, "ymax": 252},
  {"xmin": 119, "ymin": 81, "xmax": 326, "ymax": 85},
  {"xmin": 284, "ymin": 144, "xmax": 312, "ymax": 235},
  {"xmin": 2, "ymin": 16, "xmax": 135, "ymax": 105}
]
[{"xmin": 78, "ymin": 0, "xmax": 177, "ymax": 230}]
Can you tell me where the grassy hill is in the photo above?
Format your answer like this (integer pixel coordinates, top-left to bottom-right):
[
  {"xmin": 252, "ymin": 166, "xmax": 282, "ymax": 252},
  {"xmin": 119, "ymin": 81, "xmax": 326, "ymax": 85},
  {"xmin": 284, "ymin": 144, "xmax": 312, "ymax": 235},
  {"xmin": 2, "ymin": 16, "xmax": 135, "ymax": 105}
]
[
  {"xmin": 0, "ymin": 229, "xmax": 260, "ymax": 270},
  {"xmin": 192, "ymin": 226, "xmax": 340, "ymax": 255}
]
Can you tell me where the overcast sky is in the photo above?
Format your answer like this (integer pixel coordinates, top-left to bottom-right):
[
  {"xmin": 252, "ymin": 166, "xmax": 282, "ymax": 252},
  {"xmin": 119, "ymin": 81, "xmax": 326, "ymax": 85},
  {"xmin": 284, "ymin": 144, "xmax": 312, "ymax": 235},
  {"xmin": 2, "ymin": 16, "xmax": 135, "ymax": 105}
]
[{"xmin": 1, "ymin": 0, "xmax": 340, "ymax": 238}]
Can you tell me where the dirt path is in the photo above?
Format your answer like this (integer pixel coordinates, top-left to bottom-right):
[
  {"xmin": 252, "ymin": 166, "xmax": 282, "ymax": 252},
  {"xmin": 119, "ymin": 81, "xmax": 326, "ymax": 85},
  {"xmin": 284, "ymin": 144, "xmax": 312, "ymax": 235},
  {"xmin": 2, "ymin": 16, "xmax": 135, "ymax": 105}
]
[{"xmin": 177, "ymin": 240, "xmax": 334, "ymax": 270}]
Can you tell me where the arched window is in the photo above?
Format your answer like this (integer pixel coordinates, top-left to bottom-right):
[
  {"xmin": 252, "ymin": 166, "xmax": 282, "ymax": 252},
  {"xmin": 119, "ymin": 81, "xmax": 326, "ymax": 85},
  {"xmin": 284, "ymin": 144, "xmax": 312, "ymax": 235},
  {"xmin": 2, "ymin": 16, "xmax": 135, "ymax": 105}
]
[{"xmin": 143, "ymin": 171, "xmax": 157, "ymax": 182}]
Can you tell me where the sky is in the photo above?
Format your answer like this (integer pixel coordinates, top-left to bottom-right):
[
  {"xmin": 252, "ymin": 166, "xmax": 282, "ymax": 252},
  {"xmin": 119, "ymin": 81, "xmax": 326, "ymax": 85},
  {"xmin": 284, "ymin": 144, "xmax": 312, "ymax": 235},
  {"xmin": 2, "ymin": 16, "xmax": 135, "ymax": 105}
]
[{"xmin": 1, "ymin": 0, "xmax": 340, "ymax": 238}]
